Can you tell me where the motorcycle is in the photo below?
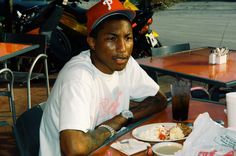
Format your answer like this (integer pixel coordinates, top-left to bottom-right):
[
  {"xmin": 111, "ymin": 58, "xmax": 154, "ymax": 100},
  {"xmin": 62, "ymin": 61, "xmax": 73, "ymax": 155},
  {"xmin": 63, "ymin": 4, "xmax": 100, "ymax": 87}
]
[
  {"xmin": 0, "ymin": 0, "xmax": 62, "ymax": 34},
  {"xmin": 0, "ymin": 0, "xmax": 66, "ymax": 72},
  {"xmin": 123, "ymin": 0, "xmax": 162, "ymax": 58},
  {"xmin": 56, "ymin": 0, "xmax": 162, "ymax": 63}
]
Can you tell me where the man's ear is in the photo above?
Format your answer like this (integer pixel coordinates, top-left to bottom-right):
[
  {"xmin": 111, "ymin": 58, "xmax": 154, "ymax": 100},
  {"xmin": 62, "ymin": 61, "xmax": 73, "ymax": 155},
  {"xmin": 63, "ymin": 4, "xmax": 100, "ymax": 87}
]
[{"xmin": 87, "ymin": 36, "xmax": 96, "ymax": 50}]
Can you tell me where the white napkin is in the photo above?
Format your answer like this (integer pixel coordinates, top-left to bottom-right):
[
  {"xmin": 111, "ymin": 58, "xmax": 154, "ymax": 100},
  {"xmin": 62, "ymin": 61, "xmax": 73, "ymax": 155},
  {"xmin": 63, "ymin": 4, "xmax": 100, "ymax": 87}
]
[
  {"xmin": 111, "ymin": 138, "xmax": 150, "ymax": 155},
  {"xmin": 175, "ymin": 113, "xmax": 236, "ymax": 156}
]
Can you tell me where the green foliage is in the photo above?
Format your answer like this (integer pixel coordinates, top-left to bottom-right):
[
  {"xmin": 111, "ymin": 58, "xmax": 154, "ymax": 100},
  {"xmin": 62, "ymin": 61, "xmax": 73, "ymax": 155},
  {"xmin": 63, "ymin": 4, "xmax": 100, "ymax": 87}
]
[{"xmin": 151, "ymin": 0, "xmax": 186, "ymax": 9}]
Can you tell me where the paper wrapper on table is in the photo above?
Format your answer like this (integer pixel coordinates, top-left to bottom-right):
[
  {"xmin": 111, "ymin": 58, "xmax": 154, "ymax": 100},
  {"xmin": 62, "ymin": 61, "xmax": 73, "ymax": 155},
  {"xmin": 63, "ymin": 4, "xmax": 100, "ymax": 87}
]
[
  {"xmin": 111, "ymin": 138, "xmax": 150, "ymax": 155},
  {"xmin": 175, "ymin": 113, "xmax": 236, "ymax": 156}
]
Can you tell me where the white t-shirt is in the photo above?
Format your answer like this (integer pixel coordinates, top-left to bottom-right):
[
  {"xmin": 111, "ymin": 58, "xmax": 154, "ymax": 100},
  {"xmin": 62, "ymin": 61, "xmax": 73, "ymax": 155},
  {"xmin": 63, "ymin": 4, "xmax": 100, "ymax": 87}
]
[{"xmin": 39, "ymin": 50, "xmax": 159, "ymax": 156}]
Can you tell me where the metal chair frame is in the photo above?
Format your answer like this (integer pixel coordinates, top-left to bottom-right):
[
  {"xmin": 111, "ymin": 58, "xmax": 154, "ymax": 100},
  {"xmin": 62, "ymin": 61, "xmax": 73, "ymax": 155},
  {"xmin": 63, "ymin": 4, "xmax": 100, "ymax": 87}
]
[
  {"xmin": 0, "ymin": 68, "xmax": 16, "ymax": 125},
  {"xmin": 26, "ymin": 53, "xmax": 49, "ymax": 109},
  {"xmin": 150, "ymin": 43, "xmax": 210, "ymax": 100},
  {"xmin": 11, "ymin": 53, "xmax": 49, "ymax": 155},
  {"xmin": 151, "ymin": 43, "xmax": 191, "ymax": 57},
  {"xmin": 145, "ymin": 43, "xmax": 191, "ymax": 101},
  {"xmin": 1, "ymin": 33, "xmax": 50, "ymax": 109},
  {"xmin": 145, "ymin": 43, "xmax": 191, "ymax": 83},
  {"xmin": 191, "ymin": 86, "xmax": 210, "ymax": 100}
]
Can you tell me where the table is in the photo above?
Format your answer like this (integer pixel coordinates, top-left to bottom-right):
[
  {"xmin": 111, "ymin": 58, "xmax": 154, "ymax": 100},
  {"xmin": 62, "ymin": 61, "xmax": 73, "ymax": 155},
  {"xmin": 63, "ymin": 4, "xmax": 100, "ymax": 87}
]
[
  {"xmin": 0, "ymin": 42, "xmax": 39, "ymax": 65},
  {"xmin": 136, "ymin": 47, "xmax": 236, "ymax": 88},
  {"xmin": 90, "ymin": 100, "xmax": 226, "ymax": 156},
  {"xmin": 0, "ymin": 42, "xmax": 40, "ymax": 122}
]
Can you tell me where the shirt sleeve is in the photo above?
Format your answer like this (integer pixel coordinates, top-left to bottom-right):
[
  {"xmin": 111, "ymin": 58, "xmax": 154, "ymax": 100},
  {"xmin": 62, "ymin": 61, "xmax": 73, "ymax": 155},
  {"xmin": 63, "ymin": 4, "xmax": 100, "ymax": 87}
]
[
  {"xmin": 128, "ymin": 57, "xmax": 159, "ymax": 101},
  {"xmin": 59, "ymin": 71, "xmax": 93, "ymax": 133}
]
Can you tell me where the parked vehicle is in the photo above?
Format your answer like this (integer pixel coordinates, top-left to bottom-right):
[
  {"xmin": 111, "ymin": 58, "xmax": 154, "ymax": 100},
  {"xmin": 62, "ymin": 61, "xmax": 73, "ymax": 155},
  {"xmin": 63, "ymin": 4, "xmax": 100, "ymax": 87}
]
[
  {"xmin": 57, "ymin": 0, "xmax": 162, "ymax": 62},
  {"xmin": 125, "ymin": 0, "xmax": 162, "ymax": 58},
  {"xmin": 0, "ymin": 0, "xmax": 65, "ymax": 72},
  {"xmin": 1, "ymin": 0, "xmax": 162, "ymax": 71}
]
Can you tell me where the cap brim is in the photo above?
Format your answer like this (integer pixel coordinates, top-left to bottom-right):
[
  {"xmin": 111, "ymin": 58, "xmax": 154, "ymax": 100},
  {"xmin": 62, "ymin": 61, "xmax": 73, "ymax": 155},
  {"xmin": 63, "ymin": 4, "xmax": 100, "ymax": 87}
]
[{"xmin": 91, "ymin": 10, "xmax": 136, "ymax": 32}]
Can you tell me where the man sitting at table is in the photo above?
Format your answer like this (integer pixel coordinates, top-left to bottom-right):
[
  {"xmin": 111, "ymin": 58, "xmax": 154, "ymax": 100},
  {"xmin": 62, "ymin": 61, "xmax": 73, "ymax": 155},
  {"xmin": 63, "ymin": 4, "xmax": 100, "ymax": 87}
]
[{"xmin": 39, "ymin": 0, "xmax": 167, "ymax": 155}]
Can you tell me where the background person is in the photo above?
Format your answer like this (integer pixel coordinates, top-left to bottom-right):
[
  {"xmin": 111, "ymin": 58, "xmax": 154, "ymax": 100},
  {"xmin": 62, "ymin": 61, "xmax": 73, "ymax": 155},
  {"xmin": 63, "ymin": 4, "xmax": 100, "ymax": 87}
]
[{"xmin": 39, "ymin": 0, "xmax": 167, "ymax": 155}]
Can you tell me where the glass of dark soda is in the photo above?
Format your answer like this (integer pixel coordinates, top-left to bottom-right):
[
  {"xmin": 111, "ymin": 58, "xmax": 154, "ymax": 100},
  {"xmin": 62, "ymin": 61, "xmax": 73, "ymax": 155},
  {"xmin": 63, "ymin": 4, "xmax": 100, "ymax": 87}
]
[{"xmin": 171, "ymin": 80, "xmax": 191, "ymax": 121}]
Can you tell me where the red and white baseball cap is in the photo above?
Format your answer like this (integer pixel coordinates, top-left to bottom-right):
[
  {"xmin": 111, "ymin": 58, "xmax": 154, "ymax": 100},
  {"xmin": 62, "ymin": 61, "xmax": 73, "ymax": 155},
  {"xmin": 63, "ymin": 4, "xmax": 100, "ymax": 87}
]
[{"xmin": 87, "ymin": 0, "xmax": 136, "ymax": 35}]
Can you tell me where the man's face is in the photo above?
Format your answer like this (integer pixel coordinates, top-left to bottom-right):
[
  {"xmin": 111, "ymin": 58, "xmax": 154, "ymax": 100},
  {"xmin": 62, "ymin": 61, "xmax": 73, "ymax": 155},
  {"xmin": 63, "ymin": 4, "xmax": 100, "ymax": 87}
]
[{"xmin": 89, "ymin": 19, "xmax": 133, "ymax": 74}]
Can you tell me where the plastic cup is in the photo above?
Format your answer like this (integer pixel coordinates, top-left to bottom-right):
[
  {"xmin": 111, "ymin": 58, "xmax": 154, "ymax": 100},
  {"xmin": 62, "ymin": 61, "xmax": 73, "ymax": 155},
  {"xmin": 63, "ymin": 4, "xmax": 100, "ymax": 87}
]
[
  {"xmin": 171, "ymin": 80, "xmax": 191, "ymax": 121},
  {"xmin": 226, "ymin": 92, "xmax": 236, "ymax": 128}
]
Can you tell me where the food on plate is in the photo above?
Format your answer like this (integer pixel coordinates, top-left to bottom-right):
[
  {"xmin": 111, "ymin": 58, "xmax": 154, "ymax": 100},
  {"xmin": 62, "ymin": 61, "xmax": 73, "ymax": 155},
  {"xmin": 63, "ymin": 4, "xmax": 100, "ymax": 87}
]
[
  {"xmin": 137, "ymin": 123, "xmax": 192, "ymax": 141},
  {"xmin": 169, "ymin": 126, "xmax": 184, "ymax": 140},
  {"xmin": 177, "ymin": 123, "xmax": 192, "ymax": 136},
  {"xmin": 156, "ymin": 123, "xmax": 192, "ymax": 140},
  {"xmin": 156, "ymin": 125, "xmax": 169, "ymax": 140}
]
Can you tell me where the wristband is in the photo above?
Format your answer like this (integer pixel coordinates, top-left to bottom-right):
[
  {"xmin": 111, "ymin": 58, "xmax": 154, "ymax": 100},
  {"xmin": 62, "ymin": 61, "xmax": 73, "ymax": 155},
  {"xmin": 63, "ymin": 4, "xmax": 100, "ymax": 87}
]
[
  {"xmin": 99, "ymin": 124, "xmax": 116, "ymax": 138},
  {"xmin": 121, "ymin": 110, "xmax": 134, "ymax": 122}
]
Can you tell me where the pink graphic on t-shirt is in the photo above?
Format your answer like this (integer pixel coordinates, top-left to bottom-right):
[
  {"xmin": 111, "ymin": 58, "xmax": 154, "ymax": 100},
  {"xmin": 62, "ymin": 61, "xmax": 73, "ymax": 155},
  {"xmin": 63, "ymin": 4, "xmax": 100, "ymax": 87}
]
[{"xmin": 99, "ymin": 91, "xmax": 123, "ymax": 119}]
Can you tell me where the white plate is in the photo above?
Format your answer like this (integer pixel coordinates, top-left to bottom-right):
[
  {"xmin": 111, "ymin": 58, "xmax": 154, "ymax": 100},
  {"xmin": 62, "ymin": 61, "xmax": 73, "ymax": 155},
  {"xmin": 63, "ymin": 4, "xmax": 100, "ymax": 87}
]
[{"xmin": 132, "ymin": 123, "xmax": 188, "ymax": 142}]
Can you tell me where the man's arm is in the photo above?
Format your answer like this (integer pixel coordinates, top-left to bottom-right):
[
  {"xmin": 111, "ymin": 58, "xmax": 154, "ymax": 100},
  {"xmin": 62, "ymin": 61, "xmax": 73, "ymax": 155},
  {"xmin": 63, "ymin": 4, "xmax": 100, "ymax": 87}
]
[
  {"xmin": 60, "ymin": 114, "xmax": 127, "ymax": 156},
  {"xmin": 130, "ymin": 90, "xmax": 168, "ymax": 122},
  {"xmin": 60, "ymin": 91, "xmax": 167, "ymax": 156}
]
